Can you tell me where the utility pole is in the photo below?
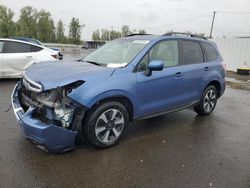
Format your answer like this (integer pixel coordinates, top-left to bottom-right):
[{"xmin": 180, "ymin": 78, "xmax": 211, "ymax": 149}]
[{"xmin": 209, "ymin": 11, "xmax": 217, "ymax": 39}]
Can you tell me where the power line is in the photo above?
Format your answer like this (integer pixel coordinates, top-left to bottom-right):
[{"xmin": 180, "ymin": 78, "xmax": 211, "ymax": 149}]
[
  {"xmin": 142, "ymin": 13, "xmax": 211, "ymax": 30},
  {"xmin": 217, "ymin": 11, "xmax": 250, "ymax": 15}
]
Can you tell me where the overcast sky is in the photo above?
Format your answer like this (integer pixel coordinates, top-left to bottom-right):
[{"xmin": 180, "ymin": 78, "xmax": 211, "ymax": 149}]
[{"xmin": 0, "ymin": 0, "xmax": 250, "ymax": 40}]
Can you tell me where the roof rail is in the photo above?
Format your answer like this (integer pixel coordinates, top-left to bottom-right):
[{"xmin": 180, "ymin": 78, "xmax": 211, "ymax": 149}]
[
  {"xmin": 125, "ymin": 33, "xmax": 152, "ymax": 37},
  {"xmin": 163, "ymin": 32, "xmax": 207, "ymax": 40}
]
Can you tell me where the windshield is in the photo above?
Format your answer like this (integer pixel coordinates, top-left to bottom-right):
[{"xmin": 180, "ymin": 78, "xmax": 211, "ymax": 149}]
[{"xmin": 83, "ymin": 38, "xmax": 150, "ymax": 67}]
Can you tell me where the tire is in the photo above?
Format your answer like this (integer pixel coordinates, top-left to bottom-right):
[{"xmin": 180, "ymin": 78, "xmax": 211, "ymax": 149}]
[
  {"xmin": 83, "ymin": 101, "xmax": 129, "ymax": 148},
  {"xmin": 194, "ymin": 85, "xmax": 218, "ymax": 116}
]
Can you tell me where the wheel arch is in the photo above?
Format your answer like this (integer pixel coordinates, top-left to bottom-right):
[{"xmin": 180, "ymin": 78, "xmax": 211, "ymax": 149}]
[
  {"xmin": 205, "ymin": 80, "xmax": 222, "ymax": 98},
  {"xmin": 86, "ymin": 91, "xmax": 135, "ymax": 122},
  {"xmin": 91, "ymin": 96, "xmax": 134, "ymax": 121}
]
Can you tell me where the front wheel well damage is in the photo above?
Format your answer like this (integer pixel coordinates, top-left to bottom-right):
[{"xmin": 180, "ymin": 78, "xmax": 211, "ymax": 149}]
[{"xmin": 87, "ymin": 96, "xmax": 134, "ymax": 122}]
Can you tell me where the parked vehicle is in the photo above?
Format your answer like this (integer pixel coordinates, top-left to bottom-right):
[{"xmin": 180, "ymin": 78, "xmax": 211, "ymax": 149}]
[
  {"xmin": 0, "ymin": 38, "xmax": 60, "ymax": 78},
  {"xmin": 13, "ymin": 37, "xmax": 63, "ymax": 60},
  {"xmin": 12, "ymin": 33, "xmax": 226, "ymax": 153}
]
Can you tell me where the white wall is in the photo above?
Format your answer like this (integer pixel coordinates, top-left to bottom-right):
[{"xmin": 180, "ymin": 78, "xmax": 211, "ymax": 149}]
[{"xmin": 211, "ymin": 38, "xmax": 250, "ymax": 71}]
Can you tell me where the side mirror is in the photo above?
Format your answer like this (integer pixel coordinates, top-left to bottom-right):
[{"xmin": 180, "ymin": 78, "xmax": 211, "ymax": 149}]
[{"xmin": 145, "ymin": 60, "xmax": 164, "ymax": 76}]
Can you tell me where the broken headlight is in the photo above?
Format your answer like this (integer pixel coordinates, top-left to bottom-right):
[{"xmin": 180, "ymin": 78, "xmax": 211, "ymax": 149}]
[{"xmin": 35, "ymin": 81, "xmax": 84, "ymax": 128}]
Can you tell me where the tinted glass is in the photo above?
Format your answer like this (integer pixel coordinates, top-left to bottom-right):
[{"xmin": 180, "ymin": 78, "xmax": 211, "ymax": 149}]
[
  {"xmin": 0, "ymin": 41, "xmax": 4, "ymax": 53},
  {"xmin": 181, "ymin": 40, "xmax": 203, "ymax": 64},
  {"xmin": 149, "ymin": 40, "xmax": 179, "ymax": 67},
  {"xmin": 137, "ymin": 40, "xmax": 179, "ymax": 71},
  {"xmin": 137, "ymin": 53, "xmax": 149, "ymax": 71},
  {"xmin": 84, "ymin": 38, "xmax": 149, "ymax": 66},
  {"xmin": 31, "ymin": 45, "xmax": 43, "ymax": 52},
  {"xmin": 203, "ymin": 42, "xmax": 218, "ymax": 61},
  {"xmin": 3, "ymin": 41, "xmax": 32, "ymax": 53}
]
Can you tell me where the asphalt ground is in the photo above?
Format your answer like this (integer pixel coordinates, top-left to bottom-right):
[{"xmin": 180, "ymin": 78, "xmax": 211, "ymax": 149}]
[{"xmin": 0, "ymin": 77, "xmax": 250, "ymax": 188}]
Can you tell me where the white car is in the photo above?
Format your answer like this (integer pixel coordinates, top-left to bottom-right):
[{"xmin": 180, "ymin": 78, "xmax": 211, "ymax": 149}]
[{"xmin": 0, "ymin": 38, "xmax": 59, "ymax": 78}]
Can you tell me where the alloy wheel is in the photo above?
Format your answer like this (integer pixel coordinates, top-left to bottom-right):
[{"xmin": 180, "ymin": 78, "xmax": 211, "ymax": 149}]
[
  {"xmin": 203, "ymin": 89, "xmax": 217, "ymax": 113},
  {"xmin": 95, "ymin": 109, "xmax": 125, "ymax": 144}
]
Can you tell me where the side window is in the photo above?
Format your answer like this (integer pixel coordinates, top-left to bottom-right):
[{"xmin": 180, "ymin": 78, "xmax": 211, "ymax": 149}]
[
  {"xmin": 137, "ymin": 53, "xmax": 149, "ymax": 71},
  {"xmin": 31, "ymin": 45, "xmax": 43, "ymax": 52},
  {"xmin": 0, "ymin": 41, "xmax": 4, "ymax": 53},
  {"xmin": 181, "ymin": 40, "xmax": 203, "ymax": 64},
  {"xmin": 202, "ymin": 42, "xmax": 218, "ymax": 62},
  {"xmin": 137, "ymin": 40, "xmax": 179, "ymax": 71},
  {"xmin": 3, "ymin": 41, "xmax": 32, "ymax": 53},
  {"xmin": 149, "ymin": 40, "xmax": 179, "ymax": 67}
]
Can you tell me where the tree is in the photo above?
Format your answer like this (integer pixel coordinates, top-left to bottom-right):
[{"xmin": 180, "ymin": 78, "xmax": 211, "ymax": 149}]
[
  {"xmin": 16, "ymin": 6, "xmax": 38, "ymax": 38},
  {"xmin": 92, "ymin": 29, "xmax": 101, "ymax": 41},
  {"xmin": 92, "ymin": 26, "xmax": 147, "ymax": 41},
  {"xmin": 69, "ymin": 17, "xmax": 82, "ymax": 45},
  {"xmin": 0, "ymin": 5, "xmax": 15, "ymax": 38},
  {"xmin": 100, "ymin": 29, "xmax": 110, "ymax": 41},
  {"xmin": 110, "ymin": 30, "xmax": 122, "ymax": 40},
  {"xmin": 37, "ymin": 10, "xmax": 55, "ymax": 42},
  {"xmin": 138, "ymin": 30, "xmax": 146, "ymax": 34},
  {"xmin": 56, "ymin": 20, "xmax": 66, "ymax": 43},
  {"xmin": 121, "ymin": 25, "xmax": 132, "ymax": 37}
]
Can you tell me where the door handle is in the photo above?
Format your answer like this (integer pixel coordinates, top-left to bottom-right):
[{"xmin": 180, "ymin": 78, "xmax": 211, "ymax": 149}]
[
  {"xmin": 26, "ymin": 56, "xmax": 32, "ymax": 58},
  {"xmin": 174, "ymin": 72, "xmax": 183, "ymax": 77}
]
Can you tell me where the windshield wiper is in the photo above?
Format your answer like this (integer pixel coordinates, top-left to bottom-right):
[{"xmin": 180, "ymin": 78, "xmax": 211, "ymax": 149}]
[{"xmin": 82, "ymin": 60, "xmax": 104, "ymax": 66}]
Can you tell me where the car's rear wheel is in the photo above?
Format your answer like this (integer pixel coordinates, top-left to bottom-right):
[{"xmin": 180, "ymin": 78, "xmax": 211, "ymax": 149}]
[
  {"xmin": 83, "ymin": 101, "xmax": 129, "ymax": 148},
  {"xmin": 194, "ymin": 85, "xmax": 218, "ymax": 115}
]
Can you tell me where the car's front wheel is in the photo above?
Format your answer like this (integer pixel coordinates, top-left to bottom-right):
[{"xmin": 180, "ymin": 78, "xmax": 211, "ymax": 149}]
[
  {"xmin": 83, "ymin": 101, "xmax": 129, "ymax": 148},
  {"xmin": 194, "ymin": 85, "xmax": 218, "ymax": 115}
]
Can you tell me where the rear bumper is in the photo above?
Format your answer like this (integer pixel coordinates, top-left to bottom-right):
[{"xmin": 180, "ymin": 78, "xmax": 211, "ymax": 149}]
[
  {"xmin": 11, "ymin": 83, "xmax": 77, "ymax": 153},
  {"xmin": 220, "ymin": 78, "xmax": 226, "ymax": 97}
]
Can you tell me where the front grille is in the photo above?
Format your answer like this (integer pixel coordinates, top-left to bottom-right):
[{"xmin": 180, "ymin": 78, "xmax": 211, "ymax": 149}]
[
  {"xmin": 20, "ymin": 81, "xmax": 31, "ymax": 97},
  {"xmin": 19, "ymin": 80, "xmax": 41, "ymax": 110},
  {"xmin": 22, "ymin": 75, "xmax": 42, "ymax": 93}
]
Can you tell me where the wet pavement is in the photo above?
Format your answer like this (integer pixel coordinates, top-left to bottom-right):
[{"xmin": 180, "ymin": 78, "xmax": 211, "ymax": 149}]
[{"xmin": 0, "ymin": 80, "xmax": 250, "ymax": 188}]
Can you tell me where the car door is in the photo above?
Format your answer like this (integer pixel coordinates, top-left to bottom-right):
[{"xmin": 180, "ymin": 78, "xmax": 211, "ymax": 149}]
[
  {"xmin": 0, "ymin": 41, "xmax": 4, "ymax": 77},
  {"xmin": 136, "ymin": 40, "xmax": 184, "ymax": 117},
  {"xmin": 180, "ymin": 40, "xmax": 206, "ymax": 103},
  {"xmin": 2, "ymin": 41, "xmax": 35, "ymax": 78}
]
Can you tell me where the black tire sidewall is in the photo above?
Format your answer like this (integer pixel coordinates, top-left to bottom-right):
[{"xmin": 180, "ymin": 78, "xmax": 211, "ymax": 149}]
[
  {"xmin": 194, "ymin": 85, "xmax": 218, "ymax": 115},
  {"xmin": 84, "ymin": 101, "xmax": 129, "ymax": 148},
  {"xmin": 201, "ymin": 85, "xmax": 218, "ymax": 115}
]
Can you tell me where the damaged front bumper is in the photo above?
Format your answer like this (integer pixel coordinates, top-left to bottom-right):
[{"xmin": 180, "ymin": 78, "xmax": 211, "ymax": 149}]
[{"xmin": 11, "ymin": 82, "xmax": 78, "ymax": 153}]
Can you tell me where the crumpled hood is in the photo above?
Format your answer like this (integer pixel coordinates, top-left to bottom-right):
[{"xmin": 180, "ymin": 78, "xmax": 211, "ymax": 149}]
[{"xmin": 25, "ymin": 61, "xmax": 115, "ymax": 90}]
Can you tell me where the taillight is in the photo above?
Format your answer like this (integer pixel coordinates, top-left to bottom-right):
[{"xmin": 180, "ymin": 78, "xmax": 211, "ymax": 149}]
[{"xmin": 51, "ymin": 54, "xmax": 58, "ymax": 59}]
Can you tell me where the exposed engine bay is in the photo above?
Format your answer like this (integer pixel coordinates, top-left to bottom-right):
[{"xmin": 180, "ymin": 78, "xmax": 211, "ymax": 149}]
[{"xmin": 19, "ymin": 79, "xmax": 85, "ymax": 130}]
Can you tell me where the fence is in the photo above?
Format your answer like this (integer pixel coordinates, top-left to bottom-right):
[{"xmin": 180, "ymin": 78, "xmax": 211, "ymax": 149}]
[{"xmin": 211, "ymin": 38, "xmax": 250, "ymax": 71}]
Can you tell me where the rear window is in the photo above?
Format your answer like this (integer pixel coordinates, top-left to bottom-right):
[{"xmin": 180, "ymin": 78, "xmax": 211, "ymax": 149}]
[
  {"xmin": 0, "ymin": 41, "xmax": 4, "ymax": 53},
  {"xmin": 181, "ymin": 40, "xmax": 203, "ymax": 64},
  {"xmin": 31, "ymin": 45, "xmax": 43, "ymax": 52},
  {"xmin": 202, "ymin": 42, "xmax": 218, "ymax": 61},
  {"xmin": 3, "ymin": 41, "xmax": 32, "ymax": 53}
]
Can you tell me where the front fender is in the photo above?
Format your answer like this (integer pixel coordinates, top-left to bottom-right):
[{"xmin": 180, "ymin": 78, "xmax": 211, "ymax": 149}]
[
  {"xmin": 68, "ymin": 71, "xmax": 137, "ymax": 115},
  {"xmin": 69, "ymin": 89, "xmax": 137, "ymax": 114},
  {"xmin": 87, "ymin": 90, "xmax": 135, "ymax": 107}
]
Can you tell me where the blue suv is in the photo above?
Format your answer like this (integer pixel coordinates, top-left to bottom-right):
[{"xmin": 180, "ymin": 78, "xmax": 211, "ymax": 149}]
[{"xmin": 12, "ymin": 33, "xmax": 226, "ymax": 153}]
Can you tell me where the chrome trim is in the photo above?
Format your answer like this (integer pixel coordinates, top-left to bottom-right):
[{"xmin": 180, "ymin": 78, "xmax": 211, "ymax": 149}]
[
  {"xmin": 11, "ymin": 83, "xmax": 23, "ymax": 121},
  {"xmin": 23, "ymin": 74, "xmax": 43, "ymax": 93}
]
